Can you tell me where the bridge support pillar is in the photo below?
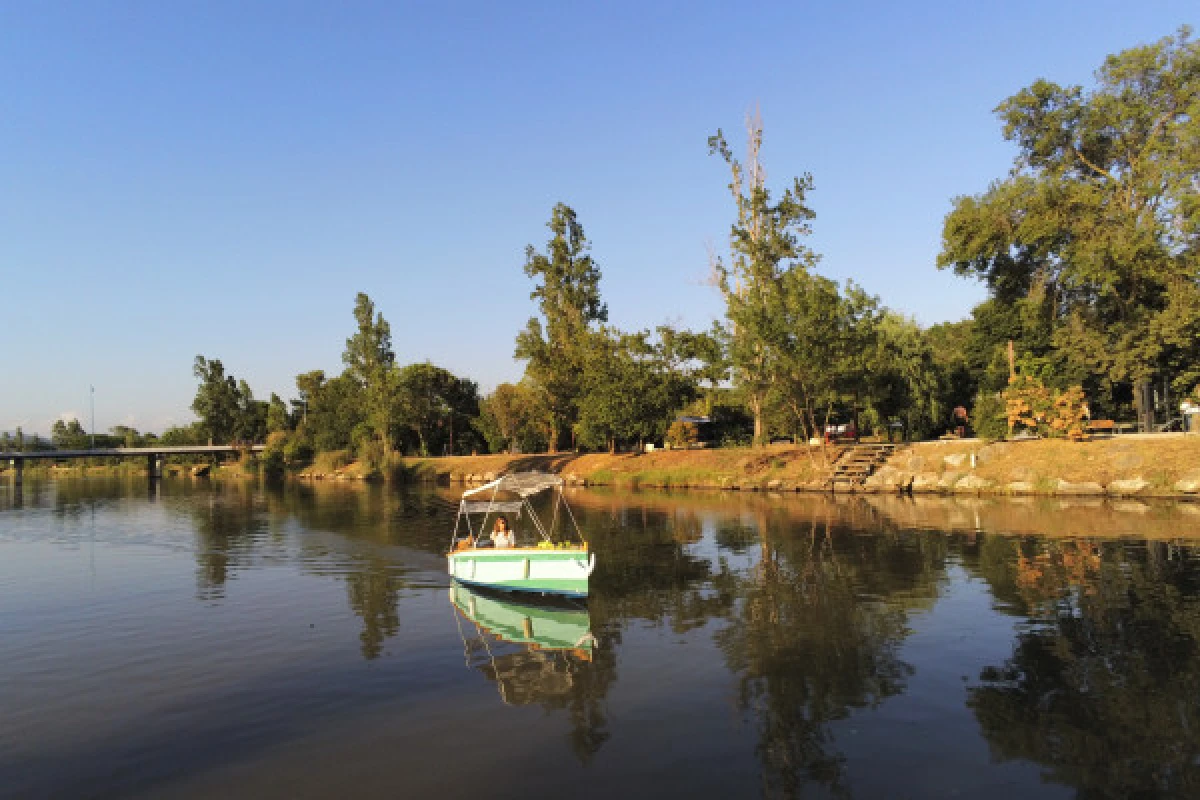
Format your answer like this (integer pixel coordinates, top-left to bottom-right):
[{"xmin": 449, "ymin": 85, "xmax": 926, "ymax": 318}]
[
  {"xmin": 10, "ymin": 457, "xmax": 22, "ymax": 487},
  {"xmin": 146, "ymin": 454, "xmax": 163, "ymax": 480}
]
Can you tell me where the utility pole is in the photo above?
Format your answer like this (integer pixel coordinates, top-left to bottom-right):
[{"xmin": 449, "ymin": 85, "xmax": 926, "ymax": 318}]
[{"xmin": 90, "ymin": 385, "xmax": 95, "ymax": 450}]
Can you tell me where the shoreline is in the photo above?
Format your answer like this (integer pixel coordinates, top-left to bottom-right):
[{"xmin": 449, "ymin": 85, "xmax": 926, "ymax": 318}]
[
  {"xmin": 304, "ymin": 436, "xmax": 1200, "ymax": 500},
  {"xmin": 8, "ymin": 436, "xmax": 1199, "ymax": 500}
]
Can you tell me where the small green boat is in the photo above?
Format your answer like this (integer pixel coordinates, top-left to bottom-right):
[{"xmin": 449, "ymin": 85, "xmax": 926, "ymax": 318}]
[{"xmin": 447, "ymin": 472, "xmax": 595, "ymax": 598}]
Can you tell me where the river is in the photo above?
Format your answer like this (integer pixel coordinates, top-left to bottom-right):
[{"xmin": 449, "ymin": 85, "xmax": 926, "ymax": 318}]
[{"xmin": 3, "ymin": 477, "xmax": 1200, "ymax": 798}]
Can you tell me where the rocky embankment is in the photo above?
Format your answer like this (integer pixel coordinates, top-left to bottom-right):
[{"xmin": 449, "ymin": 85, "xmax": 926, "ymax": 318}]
[
  {"xmin": 860, "ymin": 437, "xmax": 1200, "ymax": 498},
  {"xmin": 303, "ymin": 436, "xmax": 1200, "ymax": 499}
]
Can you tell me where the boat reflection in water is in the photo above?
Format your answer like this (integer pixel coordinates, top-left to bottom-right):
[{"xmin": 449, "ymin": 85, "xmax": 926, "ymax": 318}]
[{"xmin": 450, "ymin": 581, "xmax": 596, "ymax": 706}]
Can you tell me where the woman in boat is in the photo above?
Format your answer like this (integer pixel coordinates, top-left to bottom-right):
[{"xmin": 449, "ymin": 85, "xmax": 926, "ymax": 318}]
[{"xmin": 490, "ymin": 515, "xmax": 515, "ymax": 549}]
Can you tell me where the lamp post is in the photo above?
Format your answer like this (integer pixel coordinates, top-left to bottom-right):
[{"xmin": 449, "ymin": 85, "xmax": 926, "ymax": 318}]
[{"xmin": 90, "ymin": 386, "xmax": 95, "ymax": 450}]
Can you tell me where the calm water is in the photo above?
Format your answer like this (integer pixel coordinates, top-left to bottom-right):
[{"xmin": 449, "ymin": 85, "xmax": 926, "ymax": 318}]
[{"xmin": 4, "ymin": 479, "xmax": 1200, "ymax": 799}]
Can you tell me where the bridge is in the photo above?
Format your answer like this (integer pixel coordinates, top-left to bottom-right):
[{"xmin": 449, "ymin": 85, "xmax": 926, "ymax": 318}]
[{"xmin": 1, "ymin": 445, "xmax": 266, "ymax": 485}]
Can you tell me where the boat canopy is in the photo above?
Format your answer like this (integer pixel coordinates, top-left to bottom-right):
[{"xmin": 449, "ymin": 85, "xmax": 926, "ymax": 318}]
[
  {"xmin": 459, "ymin": 500, "xmax": 523, "ymax": 514},
  {"xmin": 462, "ymin": 472, "xmax": 563, "ymax": 499}
]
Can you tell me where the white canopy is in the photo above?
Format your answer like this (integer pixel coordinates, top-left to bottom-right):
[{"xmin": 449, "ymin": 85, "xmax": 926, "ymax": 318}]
[
  {"xmin": 459, "ymin": 500, "xmax": 523, "ymax": 514},
  {"xmin": 461, "ymin": 472, "xmax": 563, "ymax": 498}
]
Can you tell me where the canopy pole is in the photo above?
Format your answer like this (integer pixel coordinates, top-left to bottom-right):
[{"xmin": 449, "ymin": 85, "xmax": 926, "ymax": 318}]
[
  {"xmin": 549, "ymin": 488, "xmax": 562, "ymax": 542},
  {"xmin": 561, "ymin": 489, "xmax": 586, "ymax": 545},
  {"xmin": 525, "ymin": 496, "xmax": 552, "ymax": 542}
]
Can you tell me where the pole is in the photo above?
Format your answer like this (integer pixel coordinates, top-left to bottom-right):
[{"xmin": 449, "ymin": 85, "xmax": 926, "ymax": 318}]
[{"xmin": 90, "ymin": 385, "xmax": 95, "ymax": 449}]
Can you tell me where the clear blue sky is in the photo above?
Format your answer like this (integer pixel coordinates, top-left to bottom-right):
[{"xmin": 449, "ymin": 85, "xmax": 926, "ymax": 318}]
[{"xmin": 2, "ymin": 1, "xmax": 1194, "ymax": 435}]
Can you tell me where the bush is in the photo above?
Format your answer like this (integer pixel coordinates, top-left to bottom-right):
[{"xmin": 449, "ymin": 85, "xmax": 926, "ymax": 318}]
[
  {"xmin": 666, "ymin": 420, "xmax": 700, "ymax": 449},
  {"xmin": 261, "ymin": 447, "xmax": 286, "ymax": 481},
  {"xmin": 283, "ymin": 437, "xmax": 314, "ymax": 468},
  {"xmin": 972, "ymin": 390, "xmax": 1008, "ymax": 440},
  {"xmin": 314, "ymin": 449, "xmax": 352, "ymax": 473}
]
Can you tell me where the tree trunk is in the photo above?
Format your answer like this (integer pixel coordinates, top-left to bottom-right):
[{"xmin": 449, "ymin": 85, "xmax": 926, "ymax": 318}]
[{"xmin": 751, "ymin": 391, "xmax": 765, "ymax": 447}]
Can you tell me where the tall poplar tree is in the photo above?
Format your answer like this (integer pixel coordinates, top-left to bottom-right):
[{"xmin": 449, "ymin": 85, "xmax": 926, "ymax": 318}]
[
  {"xmin": 342, "ymin": 292, "xmax": 397, "ymax": 458},
  {"xmin": 515, "ymin": 203, "xmax": 608, "ymax": 451},
  {"xmin": 709, "ymin": 112, "xmax": 821, "ymax": 444}
]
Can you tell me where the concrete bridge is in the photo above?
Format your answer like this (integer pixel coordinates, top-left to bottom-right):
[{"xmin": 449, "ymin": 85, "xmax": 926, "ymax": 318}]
[{"xmin": 1, "ymin": 445, "xmax": 266, "ymax": 485}]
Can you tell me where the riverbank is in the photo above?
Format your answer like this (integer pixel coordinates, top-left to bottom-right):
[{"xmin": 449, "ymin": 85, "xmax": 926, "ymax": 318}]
[{"xmin": 296, "ymin": 435, "xmax": 1200, "ymax": 498}]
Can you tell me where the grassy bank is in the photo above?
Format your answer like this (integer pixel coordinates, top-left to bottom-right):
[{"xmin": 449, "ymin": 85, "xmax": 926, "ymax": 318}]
[{"xmin": 296, "ymin": 436, "xmax": 1200, "ymax": 498}]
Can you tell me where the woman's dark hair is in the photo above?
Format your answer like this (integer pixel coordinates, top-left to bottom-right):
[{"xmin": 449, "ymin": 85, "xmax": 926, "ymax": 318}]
[{"xmin": 493, "ymin": 515, "xmax": 510, "ymax": 532}]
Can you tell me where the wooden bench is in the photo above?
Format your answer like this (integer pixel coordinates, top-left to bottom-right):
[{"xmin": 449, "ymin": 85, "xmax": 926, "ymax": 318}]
[{"xmin": 1085, "ymin": 419, "xmax": 1115, "ymax": 436}]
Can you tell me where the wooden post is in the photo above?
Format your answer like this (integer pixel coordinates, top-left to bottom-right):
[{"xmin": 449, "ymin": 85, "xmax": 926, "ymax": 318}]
[{"xmin": 12, "ymin": 457, "xmax": 22, "ymax": 488}]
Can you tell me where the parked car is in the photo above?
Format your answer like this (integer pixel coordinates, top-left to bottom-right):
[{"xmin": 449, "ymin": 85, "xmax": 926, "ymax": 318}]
[{"xmin": 824, "ymin": 423, "xmax": 857, "ymax": 441}]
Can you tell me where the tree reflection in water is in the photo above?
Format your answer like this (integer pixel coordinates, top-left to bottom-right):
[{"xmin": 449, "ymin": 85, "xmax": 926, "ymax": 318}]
[
  {"xmin": 712, "ymin": 508, "xmax": 947, "ymax": 798},
  {"xmin": 968, "ymin": 537, "xmax": 1200, "ymax": 797}
]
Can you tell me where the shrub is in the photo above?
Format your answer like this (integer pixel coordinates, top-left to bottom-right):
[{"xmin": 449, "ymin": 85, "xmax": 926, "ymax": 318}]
[
  {"xmin": 667, "ymin": 420, "xmax": 700, "ymax": 450},
  {"xmin": 314, "ymin": 449, "xmax": 352, "ymax": 473},
  {"xmin": 972, "ymin": 390, "xmax": 1008, "ymax": 440}
]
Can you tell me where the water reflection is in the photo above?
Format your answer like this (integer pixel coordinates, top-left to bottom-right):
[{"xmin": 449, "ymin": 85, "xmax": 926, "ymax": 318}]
[
  {"xmin": 712, "ymin": 520, "xmax": 944, "ymax": 797},
  {"xmin": 968, "ymin": 537, "xmax": 1200, "ymax": 796},
  {"xmin": 6, "ymin": 479, "xmax": 1200, "ymax": 797}
]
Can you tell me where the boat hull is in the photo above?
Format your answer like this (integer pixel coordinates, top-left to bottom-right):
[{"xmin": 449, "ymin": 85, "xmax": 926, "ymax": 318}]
[{"xmin": 447, "ymin": 548, "xmax": 595, "ymax": 598}]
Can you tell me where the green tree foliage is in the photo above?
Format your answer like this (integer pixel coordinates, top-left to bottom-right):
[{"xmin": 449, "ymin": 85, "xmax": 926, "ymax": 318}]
[
  {"xmin": 160, "ymin": 421, "xmax": 208, "ymax": 446},
  {"xmin": 478, "ymin": 381, "xmax": 550, "ymax": 454},
  {"xmin": 939, "ymin": 28, "xmax": 1200, "ymax": 403},
  {"xmin": 51, "ymin": 418, "xmax": 89, "ymax": 449},
  {"xmin": 515, "ymin": 203, "xmax": 609, "ymax": 451},
  {"xmin": 294, "ymin": 370, "xmax": 364, "ymax": 453},
  {"xmin": 575, "ymin": 328, "xmax": 698, "ymax": 453},
  {"xmin": 393, "ymin": 362, "xmax": 481, "ymax": 456},
  {"xmin": 191, "ymin": 356, "xmax": 244, "ymax": 444},
  {"xmin": 266, "ymin": 393, "xmax": 291, "ymax": 434},
  {"xmin": 772, "ymin": 273, "xmax": 882, "ymax": 445},
  {"xmin": 709, "ymin": 113, "xmax": 821, "ymax": 445},
  {"xmin": 342, "ymin": 292, "xmax": 397, "ymax": 457},
  {"xmin": 867, "ymin": 313, "xmax": 945, "ymax": 440}
]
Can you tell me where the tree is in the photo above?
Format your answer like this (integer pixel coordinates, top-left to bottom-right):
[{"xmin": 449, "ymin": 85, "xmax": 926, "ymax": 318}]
[
  {"xmin": 939, "ymin": 28, "xmax": 1200, "ymax": 404},
  {"xmin": 343, "ymin": 293, "xmax": 397, "ymax": 458},
  {"xmin": 575, "ymin": 328, "xmax": 696, "ymax": 452},
  {"xmin": 709, "ymin": 112, "xmax": 822, "ymax": 445},
  {"xmin": 515, "ymin": 204, "xmax": 608, "ymax": 451},
  {"xmin": 293, "ymin": 370, "xmax": 364, "ymax": 453},
  {"xmin": 266, "ymin": 393, "xmax": 290, "ymax": 434},
  {"xmin": 51, "ymin": 418, "xmax": 89, "ymax": 449},
  {"xmin": 394, "ymin": 363, "xmax": 480, "ymax": 456},
  {"xmin": 192, "ymin": 356, "xmax": 242, "ymax": 444}
]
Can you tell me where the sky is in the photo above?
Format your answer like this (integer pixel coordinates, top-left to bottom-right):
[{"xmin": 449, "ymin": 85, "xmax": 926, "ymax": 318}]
[{"xmin": 1, "ymin": 1, "xmax": 1195, "ymax": 436}]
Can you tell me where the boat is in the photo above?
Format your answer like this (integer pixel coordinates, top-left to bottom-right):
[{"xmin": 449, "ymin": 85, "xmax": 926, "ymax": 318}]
[{"xmin": 447, "ymin": 472, "xmax": 595, "ymax": 598}]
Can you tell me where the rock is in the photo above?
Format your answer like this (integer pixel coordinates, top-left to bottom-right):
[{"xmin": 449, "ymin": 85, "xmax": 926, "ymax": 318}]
[
  {"xmin": 766, "ymin": 479, "xmax": 783, "ymax": 490},
  {"xmin": 1175, "ymin": 477, "xmax": 1200, "ymax": 494},
  {"xmin": 1009, "ymin": 466, "xmax": 1036, "ymax": 483},
  {"xmin": 1055, "ymin": 479, "xmax": 1104, "ymax": 495},
  {"xmin": 911, "ymin": 472, "xmax": 940, "ymax": 493},
  {"xmin": 955, "ymin": 475, "xmax": 994, "ymax": 492},
  {"xmin": 906, "ymin": 455, "xmax": 926, "ymax": 473},
  {"xmin": 1007, "ymin": 481, "xmax": 1036, "ymax": 494},
  {"xmin": 943, "ymin": 453, "xmax": 967, "ymax": 468},
  {"xmin": 1108, "ymin": 477, "xmax": 1150, "ymax": 495},
  {"xmin": 938, "ymin": 471, "xmax": 963, "ymax": 490},
  {"xmin": 976, "ymin": 443, "xmax": 1008, "ymax": 464},
  {"xmin": 483, "ymin": 471, "xmax": 497, "ymax": 481},
  {"xmin": 1114, "ymin": 453, "xmax": 1144, "ymax": 471}
]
